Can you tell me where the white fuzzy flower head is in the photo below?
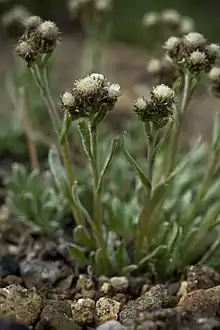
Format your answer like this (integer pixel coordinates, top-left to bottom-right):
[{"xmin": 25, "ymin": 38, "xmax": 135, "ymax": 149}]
[
  {"xmin": 184, "ymin": 32, "xmax": 206, "ymax": 48},
  {"xmin": 134, "ymin": 97, "xmax": 147, "ymax": 110},
  {"xmin": 206, "ymin": 43, "xmax": 220, "ymax": 58},
  {"xmin": 62, "ymin": 91, "xmax": 75, "ymax": 106},
  {"xmin": 164, "ymin": 36, "xmax": 180, "ymax": 51},
  {"xmin": 161, "ymin": 9, "xmax": 181, "ymax": 25},
  {"xmin": 38, "ymin": 21, "xmax": 59, "ymax": 40},
  {"xmin": 152, "ymin": 84, "xmax": 175, "ymax": 101},
  {"xmin": 75, "ymin": 74, "xmax": 102, "ymax": 96},
  {"xmin": 24, "ymin": 15, "xmax": 42, "ymax": 30},
  {"xmin": 180, "ymin": 16, "xmax": 195, "ymax": 34},
  {"xmin": 189, "ymin": 51, "xmax": 206, "ymax": 65},
  {"xmin": 107, "ymin": 84, "xmax": 121, "ymax": 98},
  {"xmin": 147, "ymin": 59, "xmax": 161, "ymax": 74},
  {"xmin": 142, "ymin": 12, "xmax": 160, "ymax": 27},
  {"xmin": 2, "ymin": 5, "xmax": 30, "ymax": 27},
  {"xmin": 208, "ymin": 67, "xmax": 220, "ymax": 82}
]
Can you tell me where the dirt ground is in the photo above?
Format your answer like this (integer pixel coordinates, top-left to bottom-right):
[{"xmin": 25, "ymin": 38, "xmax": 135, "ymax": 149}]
[{"xmin": 1, "ymin": 33, "xmax": 220, "ymax": 145}]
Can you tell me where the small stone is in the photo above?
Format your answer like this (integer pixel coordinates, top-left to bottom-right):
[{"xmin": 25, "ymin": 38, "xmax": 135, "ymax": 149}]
[
  {"xmin": 112, "ymin": 294, "xmax": 127, "ymax": 306},
  {"xmin": 100, "ymin": 282, "xmax": 112, "ymax": 296},
  {"xmin": 96, "ymin": 297, "xmax": 120, "ymax": 324},
  {"xmin": 110, "ymin": 277, "xmax": 129, "ymax": 293},
  {"xmin": 3, "ymin": 275, "xmax": 23, "ymax": 286},
  {"xmin": 76, "ymin": 274, "xmax": 95, "ymax": 292},
  {"xmin": 178, "ymin": 285, "xmax": 220, "ymax": 316},
  {"xmin": 72, "ymin": 298, "xmax": 95, "ymax": 325},
  {"xmin": 0, "ymin": 284, "xmax": 42, "ymax": 325},
  {"xmin": 120, "ymin": 285, "xmax": 170, "ymax": 326},
  {"xmin": 96, "ymin": 320, "xmax": 128, "ymax": 330},
  {"xmin": 38, "ymin": 300, "xmax": 72, "ymax": 329}
]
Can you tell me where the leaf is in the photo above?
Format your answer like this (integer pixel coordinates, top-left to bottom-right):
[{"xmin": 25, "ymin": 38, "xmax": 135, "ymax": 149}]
[
  {"xmin": 74, "ymin": 225, "xmax": 94, "ymax": 249},
  {"xmin": 77, "ymin": 120, "xmax": 92, "ymax": 159},
  {"xmin": 69, "ymin": 243, "xmax": 89, "ymax": 264},
  {"xmin": 72, "ymin": 183, "xmax": 93, "ymax": 226},
  {"xmin": 48, "ymin": 146, "xmax": 68, "ymax": 195},
  {"xmin": 122, "ymin": 264, "xmax": 138, "ymax": 274},
  {"xmin": 60, "ymin": 111, "xmax": 72, "ymax": 143},
  {"xmin": 138, "ymin": 245, "xmax": 167, "ymax": 268},
  {"xmin": 122, "ymin": 136, "xmax": 151, "ymax": 192},
  {"xmin": 97, "ymin": 137, "xmax": 119, "ymax": 193}
]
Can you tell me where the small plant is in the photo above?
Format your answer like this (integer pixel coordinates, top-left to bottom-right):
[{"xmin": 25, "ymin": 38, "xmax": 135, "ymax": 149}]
[
  {"xmin": 5, "ymin": 163, "xmax": 67, "ymax": 234},
  {"xmin": 11, "ymin": 16, "xmax": 220, "ymax": 278}
]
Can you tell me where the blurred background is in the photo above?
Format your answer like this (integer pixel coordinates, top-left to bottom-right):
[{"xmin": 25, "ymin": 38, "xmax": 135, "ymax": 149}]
[{"xmin": 1, "ymin": 0, "xmax": 220, "ymax": 146}]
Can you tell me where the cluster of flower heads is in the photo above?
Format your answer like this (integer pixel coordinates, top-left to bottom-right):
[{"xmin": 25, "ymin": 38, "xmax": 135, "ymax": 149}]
[
  {"xmin": 133, "ymin": 84, "xmax": 175, "ymax": 127},
  {"xmin": 68, "ymin": 0, "xmax": 112, "ymax": 16},
  {"xmin": 146, "ymin": 55, "xmax": 179, "ymax": 86},
  {"xmin": 15, "ymin": 16, "xmax": 60, "ymax": 67},
  {"xmin": 208, "ymin": 67, "xmax": 220, "ymax": 98},
  {"xmin": 142, "ymin": 9, "xmax": 195, "ymax": 36},
  {"xmin": 164, "ymin": 32, "xmax": 220, "ymax": 75},
  {"xmin": 60, "ymin": 73, "xmax": 121, "ymax": 121}
]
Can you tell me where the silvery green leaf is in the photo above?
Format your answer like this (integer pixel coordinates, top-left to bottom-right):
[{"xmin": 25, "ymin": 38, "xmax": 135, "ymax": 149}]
[
  {"xmin": 122, "ymin": 136, "xmax": 151, "ymax": 192},
  {"xmin": 60, "ymin": 111, "xmax": 72, "ymax": 143},
  {"xmin": 97, "ymin": 136, "xmax": 119, "ymax": 193},
  {"xmin": 122, "ymin": 264, "xmax": 138, "ymax": 274},
  {"xmin": 138, "ymin": 245, "xmax": 167, "ymax": 268},
  {"xmin": 48, "ymin": 146, "xmax": 69, "ymax": 198},
  {"xmin": 69, "ymin": 244, "xmax": 89, "ymax": 264},
  {"xmin": 77, "ymin": 120, "xmax": 92, "ymax": 159},
  {"xmin": 74, "ymin": 225, "xmax": 94, "ymax": 249},
  {"xmin": 72, "ymin": 183, "xmax": 92, "ymax": 226}
]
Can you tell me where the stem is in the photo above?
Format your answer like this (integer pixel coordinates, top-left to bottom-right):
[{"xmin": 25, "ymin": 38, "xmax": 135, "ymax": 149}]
[
  {"xmin": 89, "ymin": 123, "xmax": 105, "ymax": 250},
  {"xmin": 135, "ymin": 123, "xmax": 157, "ymax": 262},
  {"xmin": 165, "ymin": 72, "xmax": 191, "ymax": 176},
  {"xmin": 30, "ymin": 64, "xmax": 83, "ymax": 224}
]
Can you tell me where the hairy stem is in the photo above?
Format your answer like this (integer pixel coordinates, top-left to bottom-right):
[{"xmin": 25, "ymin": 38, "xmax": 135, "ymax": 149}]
[
  {"xmin": 89, "ymin": 123, "xmax": 105, "ymax": 250},
  {"xmin": 30, "ymin": 64, "xmax": 83, "ymax": 224},
  {"xmin": 135, "ymin": 123, "xmax": 157, "ymax": 262},
  {"xmin": 165, "ymin": 72, "xmax": 191, "ymax": 176}
]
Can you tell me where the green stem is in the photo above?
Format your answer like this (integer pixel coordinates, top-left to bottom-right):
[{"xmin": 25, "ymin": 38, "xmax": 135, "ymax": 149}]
[
  {"xmin": 89, "ymin": 123, "xmax": 105, "ymax": 250},
  {"xmin": 135, "ymin": 123, "xmax": 157, "ymax": 262},
  {"xmin": 30, "ymin": 65, "xmax": 83, "ymax": 225},
  {"xmin": 165, "ymin": 72, "xmax": 191, "ymax": 176}
]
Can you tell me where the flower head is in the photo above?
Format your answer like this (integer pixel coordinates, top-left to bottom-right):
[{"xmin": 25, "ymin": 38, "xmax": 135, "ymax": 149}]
[
  {"xmin": 179, "ymin": 16, "xmax": 195, "ymax": 34},
  {"xmin": 183, "ymin": 32, "xmax": 207, "ymax": 50},
  {"xmin": 209, "ymin": 67, "xmax": 220, "ymax": 83},
  {"xmin": 61, "ymin": 73, "xmax": 120, "ymax": 122},
  {"xmin": 37, "ymin": 21, "xmax": 60, "ymax": 53},
  {"xmin": 161, "ymin": 9, "xmax": 181, "ymax": 27},
  {"xmin": 133, "ymin": 84, "xmax": 175, "ymax": 126},
  {"xmin": 15, "ymin": 40, "xmax": 37, "ymax": 66},
  {"xmin": 142, "ymin": 12, "xmax": 160, "ymax": 27}
]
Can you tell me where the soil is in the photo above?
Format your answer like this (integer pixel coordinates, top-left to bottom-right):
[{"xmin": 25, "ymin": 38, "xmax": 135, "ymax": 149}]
[{"xmin": 1, "ymin": 34, "xmax": 220, "ymax": 330}]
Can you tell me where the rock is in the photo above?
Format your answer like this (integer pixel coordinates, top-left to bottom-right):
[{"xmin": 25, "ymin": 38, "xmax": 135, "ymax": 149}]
[
  {"xmin": 183, "ymin": 265, "xmax": 220, "ymax": 293},
  {"xmin": 20, "ymin": 259, "xmax": 70, "ymax": 289},
  {"xmin": 96, "ymin": 297, "xmax": 120, "ymax": 325},
  {"xmin": 0, "ymin": 255, "xmax": 20, "ymax": 278},
  {"xmin": 0, "ymin": 319, "xmax": 29, "ymax": 330},
  {"xmin": 75, "ymin": 274, "xmax": 96, "ymax": 299},
  {"xmin": 96, "ymin": 320, "xmax": 128, "ymax": 330},
  {"xmin": 0, "ymin": 284, "xmax": 42, "ymax": 325},
  {"xmin": 2, "ymin": 275, "xmax": 22, "ymax": 286},
  {"xmin": 112, "ymin": 294, "xmax": 127, "ymax": 306},
  {"xmin": 72, "ymin": 298, "xmax": 95, "ymax": 326},
  {"xmin": 178, "ymin": 285, "xmax": 220, "ymax": 317},
  {"xmin": 37, "ymin": 300, "xmax": 72, "ymax": 330},
  {"xmin": 119, "ymin": 285, "xmax": 170, "ymax": 326},
  {"xmin": 100, "ymin": 282, "xmax": 112, "ymax": 296},
  {"xmin": 110, "ymin": 277, "xmax": 129, "ymax": 293}
]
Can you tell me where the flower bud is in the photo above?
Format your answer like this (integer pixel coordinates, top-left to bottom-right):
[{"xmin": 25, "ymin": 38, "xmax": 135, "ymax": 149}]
[
  {"xmin": 37, "ymin": 20, "xmax": 60, "ymax": 53},
  {"xmin": 15, "ymin": 40, "xmax": 37, "ymax": 66},
  {"xmin": 186, "ymin": 51, "xmax": 207, "ymax": 73},
  {"xmin": 209, "ymin": 67, "xmax": 220, "ymax": 83},
  {"xmin": 161, "ymin": 9, "xmax": 181, "ymax": 28},
  {"xmin": 142, "ymin": 12, "xmax": 160, "ymax": 28},
  {"xmin": 179, "ymin": 16, "xmax": 195, "ymax": 35},
  {"xmin": 183, "ymin": 32, "xmax": 207, "ymax": 51}
]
